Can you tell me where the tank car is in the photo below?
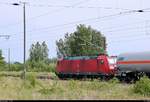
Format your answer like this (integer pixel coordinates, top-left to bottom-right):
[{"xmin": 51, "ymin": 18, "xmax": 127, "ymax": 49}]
[{"xmin": 116, "ymin": 51, "xmax": 150, "ymax": 82}]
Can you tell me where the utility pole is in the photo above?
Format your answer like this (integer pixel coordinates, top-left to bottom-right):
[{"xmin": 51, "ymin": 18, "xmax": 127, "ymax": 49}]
[
  {"xmin": 8, "ymin": 48, "xmax": 10, "ymax": 71},
  {"xmin": 23, "ymin": 2, "xmax": 26, "ymax": 79},
  {"xmin": 12, "ymin": 2, "xmax": 27, "ymax": 79}
]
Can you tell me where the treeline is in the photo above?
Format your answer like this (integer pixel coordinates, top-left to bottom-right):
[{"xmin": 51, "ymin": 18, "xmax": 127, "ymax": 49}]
[
  {"xmin": 0, "ymin": 24, "xmax": 107, "ymax": 72},
  {"xmin": 0, "ymin": 42, "xmax": 56, "ymax": 72},
  {"xmin": 56, "ymin": 24, "xmax": 106, "ymax": 57}
]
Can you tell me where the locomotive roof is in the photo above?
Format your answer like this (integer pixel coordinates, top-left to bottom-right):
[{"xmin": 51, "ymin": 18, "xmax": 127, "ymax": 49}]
[{"xmin": 63, "ymin": 55, "xmax": 98, "ymax": 60}]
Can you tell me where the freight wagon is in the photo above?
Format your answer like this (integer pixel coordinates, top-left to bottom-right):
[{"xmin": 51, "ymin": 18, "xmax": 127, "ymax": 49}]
[
  {"xmin": 55, "ymin": 54, "xmax": 117, "ymax": 79},
  {"xmin": 116, "ymin": 51, "xmax": 150, "ymax": 82}
]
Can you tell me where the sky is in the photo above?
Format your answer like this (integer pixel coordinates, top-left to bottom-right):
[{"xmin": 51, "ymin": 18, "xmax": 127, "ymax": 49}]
[{"xmin": 0, "ymin": 0, "xmax": 150, "ymax": 63}]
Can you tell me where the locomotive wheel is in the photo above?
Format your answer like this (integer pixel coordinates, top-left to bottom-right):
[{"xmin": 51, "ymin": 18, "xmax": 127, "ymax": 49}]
[
  {"xmin": 57, "ymin": 73, "xmax": 63, "ymax": 79},
  {"xmin": 57, "ymin": 73, "xmax": 67, "ymax": 80}
]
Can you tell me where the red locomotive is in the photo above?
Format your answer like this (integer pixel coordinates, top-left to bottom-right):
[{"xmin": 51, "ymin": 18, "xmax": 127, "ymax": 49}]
[
  {"xmin": 56, "ymin": 51, "xmax": 150, "ymax": 82},
  {"xmin": 56, "ymin": 54, "xmax": 117, "ymax": 79}
]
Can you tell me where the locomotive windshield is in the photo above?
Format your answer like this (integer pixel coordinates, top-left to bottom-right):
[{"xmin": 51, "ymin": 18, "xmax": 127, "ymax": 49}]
[{"xmin": 108, "ymin": 57, "xmax": 116, "ymax": 65}]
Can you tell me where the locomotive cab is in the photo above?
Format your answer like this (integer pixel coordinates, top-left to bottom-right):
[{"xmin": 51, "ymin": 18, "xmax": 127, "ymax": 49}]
[{"xmin": 107, "ymin": 56, "xmax": 117, "ymax": 74}]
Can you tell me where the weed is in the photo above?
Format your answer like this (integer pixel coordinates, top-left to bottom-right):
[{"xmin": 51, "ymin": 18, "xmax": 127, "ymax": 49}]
[
  {"xmin": 133, "ymin": 75, "xmax": 150, "ymax": 96},
  {"xmin": 38, "ymin": 81, "xmax": 63, "ymax": 95},
  {"xmin": 68, "ymin": 80, "xmax": 78, "ymax": 90},
  {"xmin": 26, "ymin": 73, "xmax": 36, "ymax": 88},
  {"xmin": 108, "ymin": 77, "xmax": 120, "ymax": 85},
  {"xmin": 83, "ymin": 79, "xmax": 109, "ymax": 91},
  {"xmin": 21, "ymin": 73, "xmax": 42, "ymax": 89}
]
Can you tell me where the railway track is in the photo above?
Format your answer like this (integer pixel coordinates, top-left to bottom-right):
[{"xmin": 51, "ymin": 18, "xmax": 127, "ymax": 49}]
[
  {"xmin": 0, "ymin": 73, "xmax": 138, "ymax": 83},
  {"xmin": 0, "ymin": 73, "xmax": 57, "ymax": 80}
]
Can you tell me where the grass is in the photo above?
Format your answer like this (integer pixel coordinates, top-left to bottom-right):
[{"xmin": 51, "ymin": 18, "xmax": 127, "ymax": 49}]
[
  {"xmin": 133, "ymin": 76, "xmax": 150, "ymax": 96},
  {"xmin": 0, "ymin": 72, "xmax": 149, "ymax": 100},
  {"xmin": 0, "ymin": 71, "xmax": 57, "ymax": 79}
]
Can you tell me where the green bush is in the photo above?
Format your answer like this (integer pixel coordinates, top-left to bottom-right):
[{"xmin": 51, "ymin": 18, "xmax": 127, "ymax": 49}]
[
  {"xmin": 27, "ymin": 61, "xmax": 56, "ymax": 72},
  {"xmin": 0, "ymin": 60, "xmax": 56, "ymax": 72},
  {"xmin": 0, "ymin": 62, "xmax": 23, "ymax": 71},
  {"xmin": 0, "ymin": 65, "xmax": 7, "ymax": 71},
  {"xmin": 9, "ymin": 63, "xmax": 23, "ymax": 71},
  {"xmin": 108, "ymin": 77, "xmax": 120, "ymax": 85},
  {"xmin": 26, "ymin": 73, "xmax": 37, "ymax": 88},
  {"xmin": 133, "ymin": 76, "xmax": 150, "ymax": 96},
  {"xmin": 22, "ymin": 73, "xmax": 41, "ymax": 89}
]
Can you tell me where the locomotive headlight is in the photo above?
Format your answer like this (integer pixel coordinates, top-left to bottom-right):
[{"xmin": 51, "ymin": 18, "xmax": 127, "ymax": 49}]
[
  {"xmin": 100, "ymin": 60, "xmax": 104, "ymax": 64},
  {"xmin": 110, "ymin": 66, "xmax": 114, "ymax": 69}
]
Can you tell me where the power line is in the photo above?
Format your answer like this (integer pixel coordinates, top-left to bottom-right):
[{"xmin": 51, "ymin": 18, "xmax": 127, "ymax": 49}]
[
  {"xmin": 0, "ymin": 1, "xmax": 148, "ymax": 11},
  {"xmin": 0, "ymin": 1, "xmax": 149, "ymax": 46},
  {"xmin": 26, "ymin": 0, "xmax": 91, "ymax": 20},
  {"xmin": 5, "ymin": 9, "xmax": 148, "ymax": 40},
  {"xmin": 24, "ymin": 18, "xmax": 150, "ymax": 37},
  {"xmin": 0, "ymin": 1, "xmax": 149, "ymax": 31},
  {"xmin": 6, "ymin": 24, "xmax": 150, "ymax": 46},
  {"xmin": 0, "ymin": 0, "xmax": 90, "ymax": 29},
  {"xmin": 1, "ymin": 26, "xmax": 150, "ymax": 54},
  {"xmin": 102, "ymin": 25, "xmax": 147, "ymax": 33},
  {"xmin": 24, "ymin": 8, "xmax": 149, "ymax": 34},
  {"xmin": 108, "ymin": 35, "xmax": 150, "ymax": 44},
  {"xmin": 17, "ymin": 9, "xmax": 145, "ymax": 34},
  {"xmin": 27, "ymin": 4, "xmax": 132, "ymax": 10},
  {"xmin": 23, "ymin": 21, "xmax": 150, "ymax": 40},
  {"xmin": 0, "ymin": 9, "xmax": 149, "ymax": 44},
  {"xmin": 0, "ymin": 1, "xmax": 131, "ymax": 10},
  {"xmin": 0, "ymin": 35, "xmax": 10, "ymax": 40},
  {"xmin": 0, "ymin": 2, "xmax": 11, "ymax": 5},
  {"xmin": 100, "ymin": 20, "xmax": 150, "ymax": 31},
  {"xmin": 108, "ymin": 30, "xmax": 150, "ymax": 38},
  {"xmin": 31, "ymin": 29, "xmax": 150, "ymax": 41}
]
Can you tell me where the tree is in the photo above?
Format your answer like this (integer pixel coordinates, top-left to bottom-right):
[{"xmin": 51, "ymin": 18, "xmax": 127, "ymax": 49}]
[
  {"xmin": 41, "ymin": 41, "xmax": 49, "ymax": 63},
  {"xmin": 0, "ymin": 50, "xmax": 5, "ymax": 66},
  {"xmin": 28, "ymin": 41, "xmax": 49, "ymax": 71},
  {"xmin": 29, "ymin": 41, "xmax": 49, "ymax": 63},
  {"xmin": 56, "ymin": 24, "xmax": 107, "ymax": 57}
]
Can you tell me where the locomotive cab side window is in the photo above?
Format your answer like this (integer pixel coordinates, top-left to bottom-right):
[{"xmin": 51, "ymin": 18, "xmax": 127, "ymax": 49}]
[{"xmin": 117, "ymin": 57, "xmax": 125, "ymax": 61}]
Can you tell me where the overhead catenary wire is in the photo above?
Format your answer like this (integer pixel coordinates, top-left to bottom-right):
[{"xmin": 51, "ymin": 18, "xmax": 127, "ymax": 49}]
[
  {"xmin": 6, "ymin": 25, "xmax": 150, "ymax": 46},
  {"xmin": 0, "ymin": 0, "xmax": 90, "ymax": 29},
  {"xmin": 1, "ymin": 24, "xmax": 149, "ymax": 55},
  {"xmin": 102, "ymin": 25, "xmax": 147, "ymax": 33},
  {"xmin": 15, "ymin": 9, "xmax": 146, "ymax": 34},
  {"xmin": 0, "ymin": 1, "xmax": 149, "ymax": 32},
  {"xmin": 27, "ymin": 4, "xmax": 132, "ymax": 10},
  {"xmin": 5, "ymin": 33, "xmax": 149, "ymax": 49},
  {"xmin": 0, "ymin": 5, "xmax": 132, "ymax": 30},
  {"xmin": 0, "ymin": 8, "xmax": 148, "ymax": 46},
  {"xmin": 0, "ymin": 1, "xmax": 149, "ymax": 31},
  {"xmin": 0, "ymin": 1, "xmax": 133, "ymax": 10},
  {"xmin": 1, "ymin": 0, "xmax": 150, "ymax": 62},
  {"xmin": 1, "ymin": 1, "xmax": 148, "ymax": 30},
  {"xmin": 2, "ymin": 9, "xmax": 149, "ymax": 43},
  {"xmin": 100, "ymin": 20, "xmax": 150, "ymax": 31},
  {"xmin": 0, "ymin": 3, "xmax": 150, "ymax": 40},
  {"xmin": 108, "ymin": 35, "xmax": 150, "ymax": 44}
]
